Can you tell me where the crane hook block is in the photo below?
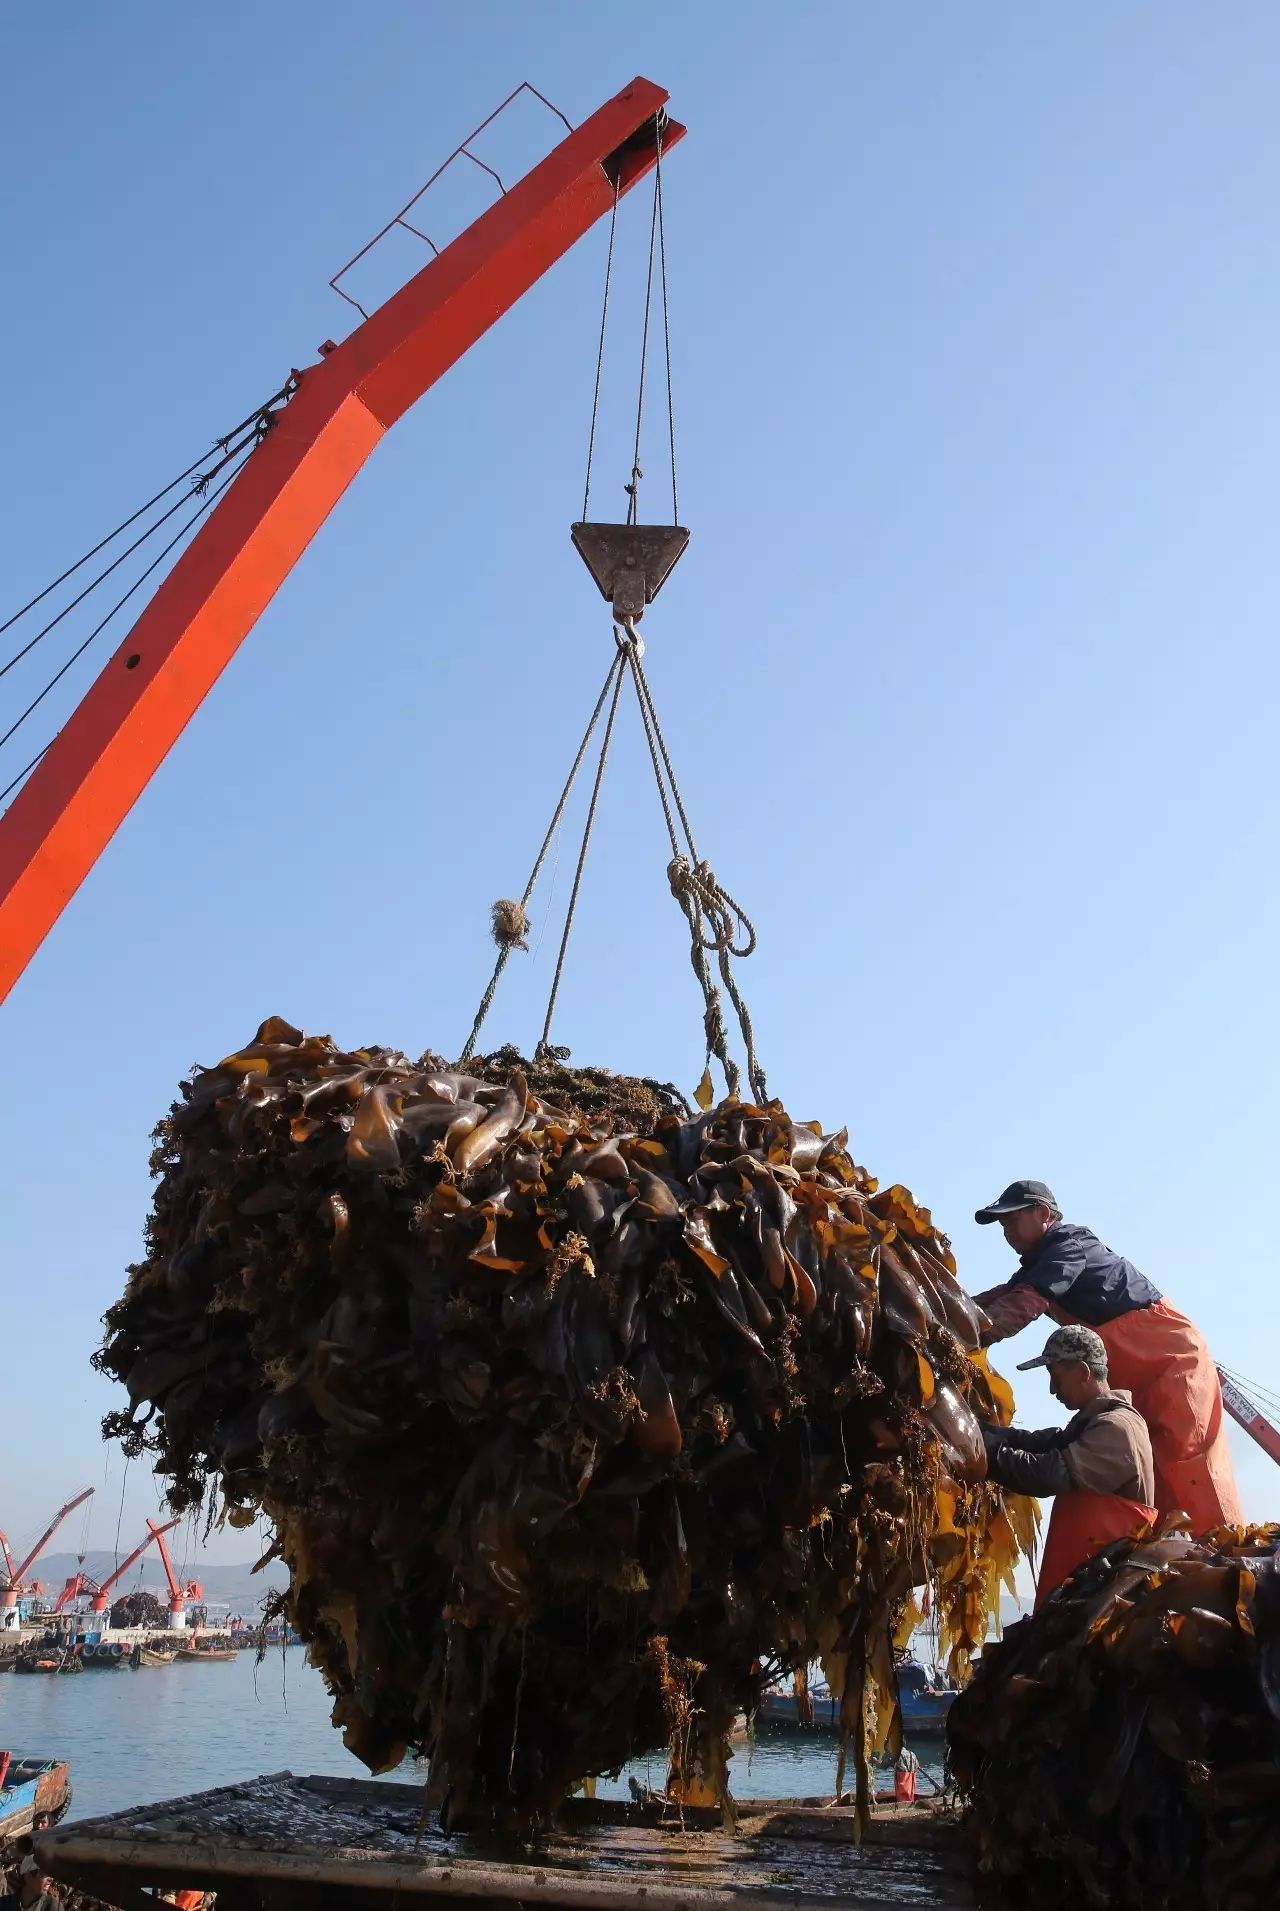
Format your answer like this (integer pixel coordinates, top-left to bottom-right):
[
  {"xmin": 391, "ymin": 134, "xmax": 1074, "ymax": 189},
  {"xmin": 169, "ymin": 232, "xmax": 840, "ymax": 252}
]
[{"xmin": 570, "ymin": 522, "xmax": 689, "ymax": 621}]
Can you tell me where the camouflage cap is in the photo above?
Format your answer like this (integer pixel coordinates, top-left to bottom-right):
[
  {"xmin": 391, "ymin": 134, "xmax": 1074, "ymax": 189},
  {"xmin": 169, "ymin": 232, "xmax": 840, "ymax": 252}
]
[{"xmin": 1016, "ymin": 1324, "xmax": 1107, "ymax": 1374}]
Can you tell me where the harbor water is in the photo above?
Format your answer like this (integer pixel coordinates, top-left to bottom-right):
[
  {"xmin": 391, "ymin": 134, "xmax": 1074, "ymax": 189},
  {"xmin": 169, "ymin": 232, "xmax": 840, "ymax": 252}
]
[{"xmin": 0, "ymin": 1651, "xmax": 944, "ymax": 1823}]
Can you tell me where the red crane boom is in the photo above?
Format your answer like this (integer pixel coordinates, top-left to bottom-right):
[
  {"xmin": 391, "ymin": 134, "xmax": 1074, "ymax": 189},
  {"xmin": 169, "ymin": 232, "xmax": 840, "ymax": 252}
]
[
  {"xmin": 51, "ymin": 1516, "xmax": 181, "ymax": 1614},
  {"xmin": 1217, "ymin": 1368, "xmax": 1280, "ymax": 1469},
  {"xmin": 0, "ymin": 77, "xmax": 684, "ymax": 1001},
  {"xmin": 147, "ymin": 1519, "xmax": 202, "ymax": 1629},
  {"xmin": 1, "ymin": 1487, "xmax": 94, "ymax": 1626}
]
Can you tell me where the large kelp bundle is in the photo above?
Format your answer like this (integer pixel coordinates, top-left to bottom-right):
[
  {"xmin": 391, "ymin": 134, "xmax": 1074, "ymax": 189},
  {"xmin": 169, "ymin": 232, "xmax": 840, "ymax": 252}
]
[
  {"xmin": 96, "ymin": 1018, "xmax": 1033, "ymax": 1830},
  {"xmin": 949, "ymin": 1524, "xmax": 1280, "ymax": 1909}
]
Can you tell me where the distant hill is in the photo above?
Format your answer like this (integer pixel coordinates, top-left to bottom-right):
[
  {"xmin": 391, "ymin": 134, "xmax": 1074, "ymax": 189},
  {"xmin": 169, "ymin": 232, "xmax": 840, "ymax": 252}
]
[{"xmin": 32, "ymin": 1551, "xmax": 288, "ymax": 1611}]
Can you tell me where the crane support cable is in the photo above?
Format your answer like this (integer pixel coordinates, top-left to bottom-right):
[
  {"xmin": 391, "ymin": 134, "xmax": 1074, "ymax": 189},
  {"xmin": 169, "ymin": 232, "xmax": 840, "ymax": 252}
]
[
  {"xmin": 0, "ymin": 386, "xmax": 294, "ymax": 685},
  {"xmin": 0, "ymin": 746, "xmax": 51, "ymax": 807},
  {"xmin": 580, "ymin": 176, "xmax": 621, "ymax": 523},
  {"xmin": 0, "ymin": 455, "xmax": 213, "ymax": 643},
  {"xmin": 653, "ymin": 120, "xmax": 679, "ymax": 525},
  {"xmin": 0, "ymin": 446, "xmax": 256, "ymax": 772},
  {"xmin": 1221, "ymin": 1367, "xmax": 1280, "ymax": 1420},
  {"xmin": 625, "ymin": 142, "xmax": 663, "ymax": 527},
  {"xmin": 582, "ymin": 111, "xmax": 678, "ymax": 532}
]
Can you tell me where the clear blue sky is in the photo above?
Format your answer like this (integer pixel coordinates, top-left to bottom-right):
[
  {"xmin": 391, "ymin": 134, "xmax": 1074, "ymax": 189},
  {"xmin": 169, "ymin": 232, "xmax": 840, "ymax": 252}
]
[{"xmin": 2, "ymin": 3, "xmax": 1277, "ymax": 1572}]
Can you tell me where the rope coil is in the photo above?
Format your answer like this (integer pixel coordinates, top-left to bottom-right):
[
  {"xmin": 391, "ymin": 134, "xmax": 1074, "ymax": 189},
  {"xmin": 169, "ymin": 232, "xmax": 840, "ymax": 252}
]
[{"xmin": 666, "ymin": 855, "xmax": 757, "ymax": 959}]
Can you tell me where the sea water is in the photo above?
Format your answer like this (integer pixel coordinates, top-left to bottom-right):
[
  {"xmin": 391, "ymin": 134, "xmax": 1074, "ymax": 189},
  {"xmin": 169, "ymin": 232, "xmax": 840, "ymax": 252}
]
[{"xmin": 0, "ymin": 1651, "xmax": 943, "ymax": 1824}]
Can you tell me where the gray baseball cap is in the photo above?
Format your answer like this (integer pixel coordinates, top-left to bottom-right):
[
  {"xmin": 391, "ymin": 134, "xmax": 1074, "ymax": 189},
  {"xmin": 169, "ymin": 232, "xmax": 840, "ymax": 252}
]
[
  {"xmin": 1016, "ymin": 1325, "xmax": 1107, "ymax": 1373},
  {"xmin": 975, "ymin": 1179, "xmax": 1058, "ymax": 1225}
]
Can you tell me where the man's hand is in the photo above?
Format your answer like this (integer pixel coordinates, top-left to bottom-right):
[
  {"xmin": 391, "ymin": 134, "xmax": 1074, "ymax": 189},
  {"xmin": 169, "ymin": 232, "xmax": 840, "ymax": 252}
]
[{"xmin": 951, "ymin": 1438, "xmax": 989, "ymax": 1486}]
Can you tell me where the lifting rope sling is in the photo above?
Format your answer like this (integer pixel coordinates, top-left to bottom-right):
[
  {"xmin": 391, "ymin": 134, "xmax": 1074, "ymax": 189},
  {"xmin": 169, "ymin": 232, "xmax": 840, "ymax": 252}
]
[{"xmin": 459, "ymin": 117, "xmax": 767, "ymax": 1106}]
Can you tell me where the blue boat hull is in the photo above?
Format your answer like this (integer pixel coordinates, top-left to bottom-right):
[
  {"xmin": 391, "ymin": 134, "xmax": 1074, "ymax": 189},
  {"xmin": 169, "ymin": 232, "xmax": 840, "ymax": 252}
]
[
  {"xmin": 0, "ymin": 1757, "xmax": 71, "ymax": 1844},
  {"xmin": 756, "ymin": 1681, "xmax": 956, "ymax": 1736}
]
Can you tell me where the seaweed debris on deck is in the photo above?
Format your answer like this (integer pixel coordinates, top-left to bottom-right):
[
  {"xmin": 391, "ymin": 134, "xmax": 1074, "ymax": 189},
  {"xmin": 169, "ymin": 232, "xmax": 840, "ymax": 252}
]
[{"xmin": 39, "ymin": 1771, "xmax": 973, "ymax": 1911}]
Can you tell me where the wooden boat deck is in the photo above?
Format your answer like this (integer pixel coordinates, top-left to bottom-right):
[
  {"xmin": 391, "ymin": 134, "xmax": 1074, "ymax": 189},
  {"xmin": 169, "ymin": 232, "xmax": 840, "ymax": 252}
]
[{"xmin": 39, "ymin": 1772, "xmax": 973, "ymax": 1911}]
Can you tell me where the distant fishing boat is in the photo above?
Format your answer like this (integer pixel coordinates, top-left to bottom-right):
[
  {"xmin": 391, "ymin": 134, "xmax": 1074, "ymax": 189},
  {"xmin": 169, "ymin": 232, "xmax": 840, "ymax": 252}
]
[
  {"xmin": 757, "ymin": 1658, "xmax": 957, "ymax": 1736},
  {"xmin": 174, "ymin": 1645, "xmax": 235, "ymax": 1663},
  {"xmin": 132, "ymin": 1645, "xmax": 175, "ymax": 1668},
  {"xmin": 13, "ymin": 1650, "xmax": 80, "ymax": 1676}
]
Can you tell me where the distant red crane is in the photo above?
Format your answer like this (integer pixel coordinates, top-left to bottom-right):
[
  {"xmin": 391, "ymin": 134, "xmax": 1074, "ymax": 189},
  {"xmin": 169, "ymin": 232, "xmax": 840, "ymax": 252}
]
[
  {"xmin": 0, "ymin": 1488, "xmax": 94, "ymax": 1630},
  {"xmin": 1217, "ymin": 1368, "xmax": 1280, "ymax": 1469},
  {"xmin": 148, "ymin": 1519, "xmax": 203, "ymax": 1630},
  {"xmin": 51, "ymin": 1516, "xmax": 181, "ymax": 1616}
]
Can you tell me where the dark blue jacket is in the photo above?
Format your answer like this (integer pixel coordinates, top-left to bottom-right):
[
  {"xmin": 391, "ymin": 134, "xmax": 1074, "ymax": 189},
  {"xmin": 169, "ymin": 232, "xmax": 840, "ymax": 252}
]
[{"xmin": 1012, "ymin": 1221, "xmax": 1162, "ymax": 1325}]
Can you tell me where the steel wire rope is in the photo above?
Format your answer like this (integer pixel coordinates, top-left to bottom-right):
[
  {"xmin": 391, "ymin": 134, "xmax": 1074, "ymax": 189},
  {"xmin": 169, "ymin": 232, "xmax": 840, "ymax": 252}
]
[
  {"xmin": 0, "ymin": 746, "xmax": 52, "ymax": 806},
  {"xmin": 1221, "ymin": 1367, "xmax": 1280, "ymax": 1420},
  {"xmin": 1219, "ymin": 1367, "xmax": 1278, "ymax": 1411},
  {"xmin": 0, "ymin": 446, "xmax": 255, "ymax": 771},
  {"xmin": 0, "ymin": 379, "xmax": 291, "ymax": 644},
  {"xmin": 624, "ymin": 135, "xmax": 663, "ymax": 527},
  {"xmin": 623, "ymin": 116, "xmax": 678, "ymax": 527},
  {"xmin": 0, "ymin": 381, "xmax": 295, "ymax": 680},
  {"xmin": 652, "ymin": 120, "xmax": 679, "ymax": 525},
  {"xmin": 580, "ymin": 176, "xmax": 621, "ymax": 523},
  {"xmin": 0, "ymin": 442, "xmax": 247, "ymax": 686},
  {"xmin": 113, "ymin": 1459, "xmax": 130, "ymax": 1577},
  {"xmin": 76, "ymin": 1496, "xmax": 93, "ymax": 1568}
]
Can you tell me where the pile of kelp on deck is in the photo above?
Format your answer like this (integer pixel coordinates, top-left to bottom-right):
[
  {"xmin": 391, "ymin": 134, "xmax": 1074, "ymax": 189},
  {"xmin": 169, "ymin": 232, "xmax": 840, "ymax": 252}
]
[
  {"xmin": 949, "ymin": 1523, "xmax": 1280, "ymax": 1911},
  {"xmin": 95, "ymin": 1017, "xmax": 1035, "ymax": 1831}
]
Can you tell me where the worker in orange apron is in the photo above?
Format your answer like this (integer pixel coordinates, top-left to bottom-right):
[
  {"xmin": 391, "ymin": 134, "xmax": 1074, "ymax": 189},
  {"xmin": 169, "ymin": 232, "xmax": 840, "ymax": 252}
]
[
  {"xmin": 981, "ymin": 1324, "xmax": 1159, "ymax": 1607},
  {"xmin": 972, "ymin": 1180, "xmax": 1241, "ymax": 1535}
]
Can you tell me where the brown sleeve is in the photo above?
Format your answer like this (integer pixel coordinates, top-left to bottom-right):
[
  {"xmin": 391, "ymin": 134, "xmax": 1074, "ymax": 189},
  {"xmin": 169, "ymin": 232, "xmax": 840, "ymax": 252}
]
[
  {"xmin": 1064, "ymin": 1409, "xmax": 1148, "ymax": 1500},
  {"xmin": 972, "ymin": 1283, "xmax": 1051, "ymax": 1344}
]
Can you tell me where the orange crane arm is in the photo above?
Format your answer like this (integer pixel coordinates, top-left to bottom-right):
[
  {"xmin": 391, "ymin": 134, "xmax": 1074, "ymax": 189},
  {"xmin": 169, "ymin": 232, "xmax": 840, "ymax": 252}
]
[
  {"xmin": 53, "ymin": 1572, "xmax": 99, "ymax": 1613},
  {"xmin": 147, "ymin": 1518, "xmax": 186, "ymax": 1602},
  {"xmin": 97, "ymin": 1515, "xmax": 181, "ymax": 1597},
  {"xmin": 7, "ymin": 1488, "xmax": 94, "ymax": 1587},
  {"xmin": 0, "ymin": 77, "xmax": 683, "ymax": 1002},
  {"xmin": 1217, "ymin": 1367, "xmax": 1280, "ymax": 1469}
]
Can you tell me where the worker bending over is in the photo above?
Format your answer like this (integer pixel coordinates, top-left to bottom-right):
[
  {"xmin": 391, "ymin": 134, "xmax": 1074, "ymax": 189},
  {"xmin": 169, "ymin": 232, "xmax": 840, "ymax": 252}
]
[
  {"xmin": 972, "ymin": 1180, "xmax": 1241, "ymax": 1534},
  {"xmin": 983, "ymin": 1326, "xmax": 1157, "ymax": 1607}
]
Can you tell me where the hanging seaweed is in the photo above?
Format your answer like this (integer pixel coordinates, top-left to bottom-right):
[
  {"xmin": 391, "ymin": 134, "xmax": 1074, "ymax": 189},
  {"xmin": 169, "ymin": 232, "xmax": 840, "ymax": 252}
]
[{"xmin": 95, "ymin": 1017, "xmax": 1033, "ymax": 1831}]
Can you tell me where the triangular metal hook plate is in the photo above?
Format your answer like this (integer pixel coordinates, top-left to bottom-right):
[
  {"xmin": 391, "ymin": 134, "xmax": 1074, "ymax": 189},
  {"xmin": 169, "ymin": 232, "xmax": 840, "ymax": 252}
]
[{"xmin": 571, "ymin": 522, "xmax": 690, "ymax": 621}]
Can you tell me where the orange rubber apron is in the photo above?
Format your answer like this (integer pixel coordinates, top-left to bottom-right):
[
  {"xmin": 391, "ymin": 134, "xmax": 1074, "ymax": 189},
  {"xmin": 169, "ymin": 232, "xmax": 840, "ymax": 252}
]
[
  {"xmin": 1048, "ymin": 1298, "xmax": 1242, "ymax": 1534},
  {"xmin": 1035, "ymin": 1490, "xmax": 1158, "ymax": 1610}
]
